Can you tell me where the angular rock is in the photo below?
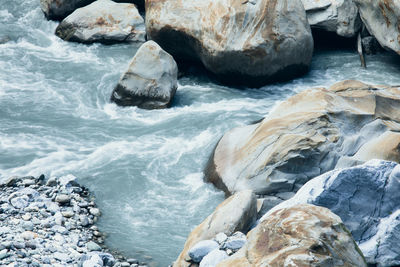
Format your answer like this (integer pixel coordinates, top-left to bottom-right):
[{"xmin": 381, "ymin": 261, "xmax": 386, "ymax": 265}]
[
  {"xmin": 146, "ymin": 0, "xmax": 313, "ymax": 86},
  {"xmin": 206, "ymin": 80, "xmax": 400, "ymax": 196},
  {"xmin": 173, "ymin": 190, "xmax": 257, "ymax": 267},
  {"xmin": 199, "ymin": 249, "xmax": 228, "ymax": 267},
  {"xmin": 40, "ymin": 0, "xmax": 95, "ymax": 21},
  {"xmin": 354, "ymin": 0, "xmax": 400, "ymax": 55},
  {"xmin": 219, "ymin": 204, "xmax": 367, "ymax": 267},
  {"xmin": 188, "ymin": 240, "xmax": 219, "ymax": 263},
  {"xmin": 55, "ymin": 0, "xmax": 145, "ymax": 44},
  {"xmin": 111, "ymin": 41, "xmax": 178, "ymax": 109},
  {"xmin": 302, "ymin": 0, "xmax": 361, "ymax": 37},
  {"xmin": 261, "ymin": 160, "xmax": 400, "ymax": 267}
]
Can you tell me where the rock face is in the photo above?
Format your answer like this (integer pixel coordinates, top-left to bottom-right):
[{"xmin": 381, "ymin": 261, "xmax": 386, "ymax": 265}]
[
  {"xmin": 55, "ymin": 0, "xmax": 145, "ymax": 44},
  {"xmin": 354, "ymin": 0, "xmax": 400, "ymax": 55},
  {"xmin": 40, "ymin": 0, "xmax": 95, "ymax": 20},
  {"xmin": 206, "ymin": 80, "xmax": 400, "ymax": 196},
  {"xmin": 261, "ymin": 160, "xmax": 400, "ymax": 267},
  {"xmin": 218, "ymin": 204, "xmax": 367, "ymax": 267},
  {"xmin": 173, "ymin": 190, "xmax": 257, "ymax": 267},
  {"xmin": 146, "ymin": 0, "xmax": 313, "ymax": 86},
  {"xmin": 110, "ymin": 41, "xmax": 178, "ymax": 109},
  {"xmin": 302, "ymin": 0, "xmax": 361, "ymax": 37}
]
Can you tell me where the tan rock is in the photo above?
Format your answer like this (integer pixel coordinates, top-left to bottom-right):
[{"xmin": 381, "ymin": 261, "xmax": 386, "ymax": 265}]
[
  {"xmin": 146, "ymin": 0, "xmax": 313, "ymax": 86},
  {"xmin": 217, "ymin": 204, "xmax": 367, "ymax": 267},
  {"xmin": 206, "ymin": 80, "xmax": 400, "ymax": 196},
  {"xmin": 173, "ymin": 190, "xmax": 257, "ymax": 267}
]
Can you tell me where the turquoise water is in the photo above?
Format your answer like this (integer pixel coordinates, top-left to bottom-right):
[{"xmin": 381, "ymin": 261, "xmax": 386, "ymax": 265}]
[{"xmin": 2, "ymin": 0, "xmax": 400, "ymax": 266}]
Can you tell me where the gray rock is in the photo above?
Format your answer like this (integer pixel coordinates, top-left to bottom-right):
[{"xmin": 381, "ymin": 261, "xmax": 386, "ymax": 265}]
[
  {"xmin": 86, "ymin": 241, "xmax": 101, "ymax": 252},
  {"xmin": 213, "ymin": 233, "xmax": 227, "ymax": 245},
  {"xmin": 199, "ymin": 249, "xmax": 228, "ymax": 267},
  {"xmin": 55, "ymin": 194, "xmax": 71, "ymax": 204},
  {"xmin": 302, "ymin": 0, "xmax": 361, "ymax": 37},
  {"xmin": 111, "ymin": 41, "xmax": 178, "ymax": 109},
  {"xmin": 256, "ymin": 196, "xmax": 283, "ymax": 218},
  {"xmin": 362, "ymin": 36, "xmax": 382, "ymax": 55},
  {"xmin": 188, "ymin": 240, "xmax": 219, "ymax": 263},
  {"xmin": 10, "ymin": 196, "xmax": 29, "ymax": 209},
  {"xmin": 261, "ymin": 160, "xmax": 400, "ymax": 267},
  {"xmin": 46, "ymin": 177, "xmax": 58, "ymax": 186},
  {"xmin": 98, "ymin": 252, "xmax": 116, "ymax": 266},
  {"xmin": 146, "ymin": 0, "xmax": 313, "ymax": 86},
  {"xmin": 22, "ymin": 221, "xmax": 34, "ymax": 231},
  {"xmin": 89, "ymin": 208, "xmax": 100, "ymax": 217},
  {"xmin": 221, "ymin": 232, "xmax": 246, "ymax": 252},
  {"xmin": 0, "ymin": 249, "xmax": 9, "ymax": 260},
  {"xmin": 40, "ymin": 0, "xmax": 95, "ymax": 20},
  {"xmin": 55, "ymin": 0, "xmax": 145, "ymax": 44},
  {"xmin": 354, "ymin": 0, "xmax": 400, "ymax": 56},
  {"xmin": 54, "ymin": 251, "xmax": 71, "ymax": 262},
  {"xmin": 82, "ymin": 253, "xmax": 103, "ymax": 267}
]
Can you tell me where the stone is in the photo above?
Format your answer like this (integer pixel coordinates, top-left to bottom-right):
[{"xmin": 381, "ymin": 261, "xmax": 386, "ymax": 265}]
[
  {"xmin": 302, "ymin": 0, "xmax": 361, "ymax": 37},
  {"xmin": 98, "ymin": 252, "xmax": 115, "ymax": 266},
  {"xmin": 10, "ymin": 196, "xmax": 29, "ymax": 209},
  {"xmin": 199, "ymin": 249, "xmax": 228, "ymax": 267},
  {"xmin": 22, "ymin": 221, "xmax": 34, "ymax": 231},
  {"xmin": 220, "ymin": 232, "xmax": 246, "ymax": 252},
  {"xmin": 362, "ymin": 36, "xmax": 382, "ymax": 55},
  {"xmin": 55, "ymin": 0, "xmax": 145, "ymax": 44},
  {"xmin": 206, "ymin": 80, "xmax": 400, "ymax": 196},
  {"xmin": 256, "ymin": 196, "xmax": 283, "ymax": 219},
  {"xmin": 54, "ymin": 252, "xmax": 71, "ymax": 262},
  {"xmin": 89, "ymin": 208, "xmax": 100, "ymax": 217},
  {"xmin": 82, "ymin": 253, "xmax": 103, "ymax": 267},
  {"xmin": 261, "ymin": 160, "xmax": 400, "ymax": 267},
  {"xmin": 219, "ymin": 204, "xmax": 367, "ymax": 267},
  {"xmin": 213, "ymin": 233, "xmax": 227, "ymax": 245},
  {"xmin": 111, "ymin": 41, "xmax": 178, "ymax": 109},
  {"xmin": 354, "ymin": 0, "xmax": 400, "ymax": 55},
  {"xmin": 188, "ymin": 240, "xmax": 219, "ymax": 263},
  {"xmin": 146, "ymin": 0, "xmax": 313, "ymax": 86},
  {"xmin": 86, "ymin": 241, "xmax": 101, "ymax": 252},
  {"xmin": 55, "ymin": 194, "xmax": 70, "ymax": 204},
  {"xmin": 46, "ymin": 177, "xmax": 58, "ymax": 187},
  {"xmin": 173, "ymin": 190, "xmax": 257, "ymax": 267},
  {"xmin": 40, "ymin": 0, "xmax": 95, "ymax": 21}
]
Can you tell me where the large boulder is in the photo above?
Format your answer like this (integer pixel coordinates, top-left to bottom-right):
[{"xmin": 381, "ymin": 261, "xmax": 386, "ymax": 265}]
[
  {"xmin": 110, "ymin": 41, "xmax": 178, "ymax": 109},
  {"xmin": 206, "ymin": 80, "xmax": 400, "ymax": 196},
  {"xmin": 40, "ymin": 0, "xmax": 95, "ymax": 20},
  {"xmin": 261, "ymin": 160, "xmax": 400, "ymax": 267},
  {"xmin": 302, "ymin": 0, "xmax": 361, "ymax": 37},
  {"xmin": 354, "ymin": 0, "xmax": 400, "ymax": 55},
  {"xmin": 218, "ymin": 204, "xmax": 367, "ymax": 267},
  {"xmin": 173, "ymin": 190, "xmax": 257, "ymax": 267},
  {"xmin": 146, "ymin": 0, "xmax": 313, "ymax": 86},
  {"xmin": 55, "ymin": 0, "xmax": 145, "ymax": 44}
]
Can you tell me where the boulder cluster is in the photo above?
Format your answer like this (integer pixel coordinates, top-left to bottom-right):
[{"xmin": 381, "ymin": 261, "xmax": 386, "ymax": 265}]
[{"xmin": 0, "ymin": 175, "xmax": 147, "ymax": 267}]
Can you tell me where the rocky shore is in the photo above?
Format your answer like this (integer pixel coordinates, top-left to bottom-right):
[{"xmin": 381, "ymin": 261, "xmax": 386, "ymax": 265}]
[{"xmin": 0, "ymin": 175, "xmax": 148, "ymax": 267}]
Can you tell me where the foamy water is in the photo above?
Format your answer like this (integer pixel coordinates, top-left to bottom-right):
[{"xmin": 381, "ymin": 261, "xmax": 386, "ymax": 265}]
[{"xmin": 2, "ymin": 0, "xmax": 400, "ymax": 265}]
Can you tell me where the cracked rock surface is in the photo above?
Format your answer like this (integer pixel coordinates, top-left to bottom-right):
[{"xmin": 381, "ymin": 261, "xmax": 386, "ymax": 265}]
[{"xmin": 261, "ymin": 160, "xmax": 400, "ymax": 267}]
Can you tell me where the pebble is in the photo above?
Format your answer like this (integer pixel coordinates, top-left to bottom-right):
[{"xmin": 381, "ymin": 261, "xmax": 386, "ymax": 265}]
[
  {"xmin": 55, "ymin": 194, "xmax": 70, "ymax": 204},
  {"xmin": 87, "ymin": 241, "xmax": 101, "ymax": 252}
]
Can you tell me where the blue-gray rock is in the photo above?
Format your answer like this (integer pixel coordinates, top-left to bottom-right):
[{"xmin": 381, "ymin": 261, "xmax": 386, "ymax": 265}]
[
  {"xmin": 22, "ymin": 221, "xmax": 34, "ymax": 231},
  {"xmin": 199, "ymin": 249, "xmax": 228, "ymax": 267},
  {"xmin": 188, "ymin": 240, "xmax": 219, "ymax": 263},
  {"xmin": 86, "ymin": 241, "xmax": 101, "ymax": 252},
  {"xmin": 10, "ymin": 196, "xmax": 29, "ymax": 209},
  {"xmin": 55, "ymin": 0, "xmax": 145, "ymax": 44},
  {"xmin": 262, "ymin": 160, "xmax": 400, "ymax": 267},
  {"xmin": 221, "ymin": 232, "xmax": 246, "ymax": 252},
  {"xmin": 110, "ymin": 41, "xmax": 178, "ymax": 109},
  {"xmin": 81, "ymin": 253, "xmax": 103, "ymax": 267},
  {"xmin": 40, "ymin": 0, "xmax": 95, "ymax": 20},
  {"xmin": 98, "ymin": 252, "xmax": 115, "ymax": 267}
]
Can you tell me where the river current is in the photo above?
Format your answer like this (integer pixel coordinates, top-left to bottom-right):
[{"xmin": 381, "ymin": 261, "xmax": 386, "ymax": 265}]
[{"xmin": 2, "ymin": 0, "xmax": 400, "ymax": 266}]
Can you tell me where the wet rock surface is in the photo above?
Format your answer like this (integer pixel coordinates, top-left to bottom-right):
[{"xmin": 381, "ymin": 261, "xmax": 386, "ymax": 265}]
[{"xmin": 0, "ymin": 175, "xmax": 148, "ymax": 267}]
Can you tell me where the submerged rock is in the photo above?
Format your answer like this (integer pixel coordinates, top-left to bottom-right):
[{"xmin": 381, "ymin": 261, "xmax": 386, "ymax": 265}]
[
  {"xmin": 40, "ymin": 0, "xmax": 95, "ymax": 21},
  {"xmin": 173, "ymin": 190, "xmax": 257, "ymax": 267},
  {"xmin": 55, "ymin": 0, "xmax": 145, "ymax": 44},
  {"xmin": 261, "ymin": 160, "xmax": 400, "ymax": 267},
  {"xmin": 302, "ymin": 0, "xmax": 361, "ymax": 37},
  {"xmin": 111, "ymin": 41, "xmax": 178, "ymax": 109},
  {"xmin": 206, "ymin": 80, "xmax": 400, "ymax": 196},
  {"xmin": 354, "ymin": 0, "xmax": 400, "ymax": 55},
  {"xmin": 146, "ymin": 0, "xmax": 313, "ymax": 86},
  {"xmin": 219, "ymin": 204, "xmax": 367, "ymax": 266}
]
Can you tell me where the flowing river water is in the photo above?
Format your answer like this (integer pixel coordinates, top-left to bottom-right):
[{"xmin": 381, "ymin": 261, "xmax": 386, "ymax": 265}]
[{"xmin": 2, "ymin": 0, "xmax": 400, "ymax": 266}]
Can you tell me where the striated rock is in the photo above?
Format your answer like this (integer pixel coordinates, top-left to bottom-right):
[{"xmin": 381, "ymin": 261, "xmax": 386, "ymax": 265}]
[
  {"xmin": 261, "ymin": 160, "xmax": 400, "ymax": 267},
  {"xmin": 40, "ymin": 0, "xmax": 95, "ymax": 21},
  {"xmin": 110, "ymin": 41, "xmax": 178, "ymax": 109},
  {"xmin": 173, "ymin": 190, "xmax": 257, "ymax": 267},
  {"xmin": 219, "ymin": 204, "xmax": 367, "ymax": 267},
  {"xmin": 354, "ymin": 0, "xmax": 400, "ymax": 55},
  {"xmin": 302, "ymin": 0, "xmax": 361, "ymax": 37},
  {"xmin": 146, "ymin": 0, "xmax": 313, "ymax": 86},
  {"xmin": 55, "ymin": 0, "xmax": 145, "ymax": 44},
  {"xmin": 206, "ymin": 80, "xmax": 400, "ymax": 196}
]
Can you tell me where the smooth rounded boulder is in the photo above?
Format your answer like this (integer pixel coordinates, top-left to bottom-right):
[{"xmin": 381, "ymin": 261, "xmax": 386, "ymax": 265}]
[
  {"xmin": 146, "ymin": 0, "xmax": 313, "ymax": 86},
  {"xmin": 173, "ymin": 190, "xmax": 257, "ymax": 267},
  {"xmin": 206, "ymin": 80, "xmax": 400, "ymax": 196},
  {"xmin": 40, "ymin": 0, "xmax": 95, "ymax": 21},
  {"xmin": 55, "ymin": 0, "xmax": 145, "ymax": 44},
  {"xmin": 354, "ymin": 0, "xmax": 400, "ymax": 55},
  {"xmin": 218, "ymin": 204, "xmax": 367, "ymax": 267},
  {"xmin": 262, "ymin": 160, "xmax": 400, "ymax": 266},
  {"xmin": 302, "ymin": 0, "xmax": 361, "ymax": 37},
  {"xmin": 110, "ymin": 41, "xmax": 178, "ymax": 109}
]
